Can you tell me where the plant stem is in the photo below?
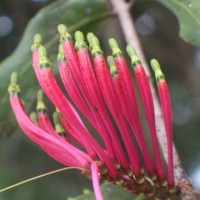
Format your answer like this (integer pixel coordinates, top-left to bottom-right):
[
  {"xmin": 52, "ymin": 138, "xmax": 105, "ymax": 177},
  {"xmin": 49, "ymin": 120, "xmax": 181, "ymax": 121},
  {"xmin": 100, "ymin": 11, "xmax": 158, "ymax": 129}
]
[{"xmin": 109, "ymin": 0, "xmax": 195, "ymax": 199}]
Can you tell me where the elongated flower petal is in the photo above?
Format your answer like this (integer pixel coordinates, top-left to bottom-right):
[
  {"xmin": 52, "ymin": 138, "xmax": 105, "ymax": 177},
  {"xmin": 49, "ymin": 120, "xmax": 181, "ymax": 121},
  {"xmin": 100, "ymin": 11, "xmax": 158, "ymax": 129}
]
[
  {"xmin": 75, "ymin": 31, "xmax": 129, "ymax": 169},
  {"xmin": 58, "ymin": 26, "xmax": 122, "ymax": 169},
  {"xmin": 75, "ymin": 31, "xmax": 115, "ymax": 160},
  {"xmin": 59, "ymin": 114, "xmax": 85, "ymax": 147},
  {"xmin": 58, "ymin": 48, "xmax": 116, "ymax": 157},
  {"xmin": 58, "ymin": 48, "xmax": 98, "ymax": 132},
  {"xmin": 9, "ymin": 74, "xmax": 91, "ymax": 168},
  {"xmin": 33, "ymin": 44, "xmax": 97, "ymax": 157},
  {"xmin": 33, "ymin": 38, "xmax": 119, "ymax": 178},
  {"xmin": 36, "ymin": 90, "xmax": 63, "ymax": 140},
  {"xmin": 127, "ymin": 46, "xmax": 165, "ymax": 183},
  {"xmin": 151, "ymin": 59, "xmax": 174, "ymax": 188},
  {"xmin": 53, "ymin": 111, "xmax": 71, "ymax": 143},
  {"xmin": 87, "ymin": 33, "xmax": 141, "ymax": 177},
  {"xmin": 58, "ymin": 25, "xmax": 89, "ymax": 101},
  {"xmin": 109, "ymin": 39, "xmax": 156, "ymax": 179}
]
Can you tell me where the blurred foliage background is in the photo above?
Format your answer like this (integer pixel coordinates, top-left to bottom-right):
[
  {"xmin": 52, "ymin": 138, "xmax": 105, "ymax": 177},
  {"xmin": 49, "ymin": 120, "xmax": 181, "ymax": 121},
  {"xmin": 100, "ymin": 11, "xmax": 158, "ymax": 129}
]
[{"xmin": 0, "ymin": 0, "xmax": 200, "ymax": 199}]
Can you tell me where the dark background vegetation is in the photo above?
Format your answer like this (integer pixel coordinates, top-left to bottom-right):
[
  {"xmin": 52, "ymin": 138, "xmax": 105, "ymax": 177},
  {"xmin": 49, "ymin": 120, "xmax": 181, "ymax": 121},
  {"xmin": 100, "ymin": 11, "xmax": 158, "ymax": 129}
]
[{"xmin": 0, "ymin": 0, "xmax": 200, "ymax": 199}]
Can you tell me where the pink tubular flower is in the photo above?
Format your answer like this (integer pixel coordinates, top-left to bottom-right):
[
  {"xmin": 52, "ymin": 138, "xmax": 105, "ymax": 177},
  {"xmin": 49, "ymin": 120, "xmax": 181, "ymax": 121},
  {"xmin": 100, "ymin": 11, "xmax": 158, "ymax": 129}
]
[
  {"xmin": 8, "ymin": 24, "xmax": 176, "ymax": 199},
  {"xmin": 151, "ymin": 59, "xmax": 174, "ymax": 190}
]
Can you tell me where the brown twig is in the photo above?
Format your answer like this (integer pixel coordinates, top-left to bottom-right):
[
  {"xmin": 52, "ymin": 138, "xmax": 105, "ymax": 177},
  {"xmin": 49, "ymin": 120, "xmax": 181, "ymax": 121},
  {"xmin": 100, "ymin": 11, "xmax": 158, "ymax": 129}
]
[{"xmin": 109, "ymin": 0, "xmax": 195, "ymax": 199}]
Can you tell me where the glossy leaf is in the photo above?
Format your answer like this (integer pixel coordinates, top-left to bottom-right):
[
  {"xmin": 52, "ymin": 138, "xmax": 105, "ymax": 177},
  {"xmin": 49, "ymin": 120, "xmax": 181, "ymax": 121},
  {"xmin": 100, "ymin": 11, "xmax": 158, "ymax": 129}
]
[
  {"xmin": 0, "ymin": 0, "xmax": 107, "ymax": 136},
  {"xmin": 151, "ymin": 0, "xmax": 200, "ymax": 47},
  {"xmin": 68, "ymin": 182, "xmax": 154, "ymax": 200}
]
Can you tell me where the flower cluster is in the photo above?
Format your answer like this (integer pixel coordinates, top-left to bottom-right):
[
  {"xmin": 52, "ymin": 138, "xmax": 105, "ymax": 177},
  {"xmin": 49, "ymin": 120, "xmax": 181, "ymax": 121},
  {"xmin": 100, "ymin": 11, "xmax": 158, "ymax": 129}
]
[{"xmin": 8, "ymin": 24, "xmax": 176, "ymax": 199}]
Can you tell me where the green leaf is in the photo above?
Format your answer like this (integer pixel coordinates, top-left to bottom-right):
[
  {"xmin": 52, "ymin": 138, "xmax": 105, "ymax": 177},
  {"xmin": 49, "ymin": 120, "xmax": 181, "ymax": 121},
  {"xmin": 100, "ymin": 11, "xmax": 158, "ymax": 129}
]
[
  {"xmin": 68, "ymin": 182, "xmax": 154, "ymax": 200},
  {"xmin": 151, "ymin": 0, "xmax": 200, "ymax": 47},
  {"xmin": 0, "ymin": 0, "xmax": 107, "ymax": 136}
]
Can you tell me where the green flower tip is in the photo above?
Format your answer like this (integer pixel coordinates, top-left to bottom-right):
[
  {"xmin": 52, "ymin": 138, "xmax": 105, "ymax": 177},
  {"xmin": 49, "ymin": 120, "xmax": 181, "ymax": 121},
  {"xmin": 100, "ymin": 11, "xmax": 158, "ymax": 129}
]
[
  {"xmin": 58, "ymin": 24, "xmax": 71, "ymax": 43},
  {"xmin": 74, "ymin": 31, "xmax": 87, "ymax": 50},
  {"xmin": 126, "ymin": 45, "xmax": 136, "ymax": 57},
  {"xmin": 58, "ymin": 44, "xmax": 64, "ymax": 54},
  {"xmin": 57, "ymin": 44, "xmax": 65, "ymax": 62},
  {"xmin": 126, "ymin": 45, "xmax": 141, "ymax": 67},
  {"xmin": 31, "ymin": 34, "xmax": 42, "ymax": 51},
  {"xmin": 8, "ymin": 72, "xmax": 20, "ymax": 94},
  {"xmin": 150, "ymin": 59, "xmax": 165, "ymax": 82},
  {"xmin": 38, "ymin": 45, "xmax": 47, "ymax": 58},
  {"xmin": 39, "ymin": 50, "xmax": 51, "ymax": 68},
  {"xmin": 30, "ymin": 112, "xmax": 38, "ymax": 124},
  {"xmin": 107, "ymin": 55, "xmax": 115, "ymax": 66},
  {"xmin": 74, "ymin": 31, "xmax": 84, "ymax": 41},
  {"xmin": 108, "ymin": 38, "xmax": 123, "ymax": 57},
  {"xmin": 10, "ymin": 72, "xmax": 18, "ymax": 85},
  {"xmin": 58, "ymin": 24, "xmax": 68, "ymax": 34},
  {"xmin": 53, "ymin": 111, "xmax": 65, "ymax": 134},
  {"xmin": 107, "ymin": 56, "xmax": 117, "ymax": 76},
  {"xmin": 36, "ymin": 90, "xmax": 47, "ymax": 112},
  {"xmin": 37, "ymin": 89, "xmax": 44, "ymax": 102},
  {"xmin": 87, "ymin": 33, "xmax": 103, "ymax": 56},
  {"xmin": 108, "ymin": 38, "xmax": 119, "ymax": 50},
  {"xmin": 34, "ymin": 34, "xmax": 42, "ymax": 43},
  {"xmin": 87, "ymin": 33, "xmax": 99, "ymax": 47},
  {"xmin": 151, "ymin": 59, "xmax": 160, "ymax": 72},
  {"xmin": 53, "ymin": 111, "xmax": 60, "ymax": 125},
  {"xmin": 87, "ymin": 32, "xmax": 94, "ymax": 44}
]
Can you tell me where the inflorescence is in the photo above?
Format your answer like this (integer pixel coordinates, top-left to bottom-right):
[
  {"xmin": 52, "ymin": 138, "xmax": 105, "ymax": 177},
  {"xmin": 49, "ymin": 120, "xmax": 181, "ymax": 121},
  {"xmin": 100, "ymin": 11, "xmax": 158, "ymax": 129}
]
[{"xmin": 8, "ymin": 24, "xmax": 176, "ymax": 200}]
